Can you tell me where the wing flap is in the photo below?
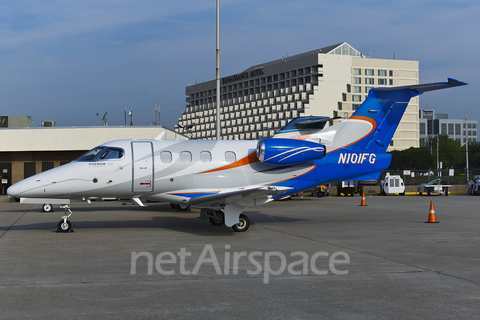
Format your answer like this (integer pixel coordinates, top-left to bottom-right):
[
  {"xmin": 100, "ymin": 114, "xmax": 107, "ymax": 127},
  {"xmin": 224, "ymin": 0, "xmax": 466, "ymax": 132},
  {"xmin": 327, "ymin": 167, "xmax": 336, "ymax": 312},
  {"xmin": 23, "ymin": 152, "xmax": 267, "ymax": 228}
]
[{"xmin": 188, "ymin": 186, "xmax": 292, "ymax": 207}]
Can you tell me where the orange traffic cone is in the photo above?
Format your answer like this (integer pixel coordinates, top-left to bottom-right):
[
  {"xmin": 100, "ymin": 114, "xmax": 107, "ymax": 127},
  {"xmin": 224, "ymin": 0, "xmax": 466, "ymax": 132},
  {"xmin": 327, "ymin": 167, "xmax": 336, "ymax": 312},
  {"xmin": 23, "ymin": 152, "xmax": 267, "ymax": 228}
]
[
  {"xmin": 359, "ymin": 191, "xmax": 367, "ymax": 206},
  {"xmin": 425, "ymin": 200, "xmax": 439, "ymax": 223}
]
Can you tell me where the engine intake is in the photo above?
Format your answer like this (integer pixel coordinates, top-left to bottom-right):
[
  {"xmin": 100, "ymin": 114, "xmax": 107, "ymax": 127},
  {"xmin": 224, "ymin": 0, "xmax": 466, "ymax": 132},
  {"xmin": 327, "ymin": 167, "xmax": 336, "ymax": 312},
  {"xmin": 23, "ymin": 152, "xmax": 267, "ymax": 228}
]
[{"xmin": 257, "ymin": 138, "xmax": 326, "ymax": 165}]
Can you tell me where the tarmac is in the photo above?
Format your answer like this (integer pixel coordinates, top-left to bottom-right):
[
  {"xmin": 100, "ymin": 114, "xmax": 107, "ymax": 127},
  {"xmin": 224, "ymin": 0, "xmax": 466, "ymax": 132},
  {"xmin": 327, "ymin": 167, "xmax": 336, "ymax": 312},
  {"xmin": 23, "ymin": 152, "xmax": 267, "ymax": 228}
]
[{"xmin": 0, "ymin": 194, "xmax": 479, "ymax": 319}]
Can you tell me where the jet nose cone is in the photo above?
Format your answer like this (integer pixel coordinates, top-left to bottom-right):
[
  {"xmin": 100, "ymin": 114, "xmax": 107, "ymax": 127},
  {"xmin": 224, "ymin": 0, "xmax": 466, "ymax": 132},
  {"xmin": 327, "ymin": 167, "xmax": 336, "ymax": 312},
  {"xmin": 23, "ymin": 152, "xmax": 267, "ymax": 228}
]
[{"xmin": 6, "ymin": 184, "xmax": 21, "ymax": 198}]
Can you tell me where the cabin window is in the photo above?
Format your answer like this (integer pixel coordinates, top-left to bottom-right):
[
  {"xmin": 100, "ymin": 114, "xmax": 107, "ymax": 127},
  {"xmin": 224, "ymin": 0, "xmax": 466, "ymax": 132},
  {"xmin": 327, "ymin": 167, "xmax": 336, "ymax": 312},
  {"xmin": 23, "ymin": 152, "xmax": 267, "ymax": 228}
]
[
  {"xmin": 100, "ymin": 148, "xmax": 124, "ymax": 160},
  {"xmin": 76, "ymin": 147, "xmax": 124, "ymax": 161},
  {"xmin": 160, "ymin": 151, "xmax": 172, "ymax": 163},
  {"xmin": 225, "ymin": 151, "xmax": 236, "ymax": 163},
  {"xmin": 180, "ymin": 151, "xmax": 192, "ymax": 163},
  {"xmin": 200, "ymin": 151, "xmax": 212, "ymax": 163},
  {"xmin": 76, "ymin": 147, "xmax": 105, "ymax": 161}
]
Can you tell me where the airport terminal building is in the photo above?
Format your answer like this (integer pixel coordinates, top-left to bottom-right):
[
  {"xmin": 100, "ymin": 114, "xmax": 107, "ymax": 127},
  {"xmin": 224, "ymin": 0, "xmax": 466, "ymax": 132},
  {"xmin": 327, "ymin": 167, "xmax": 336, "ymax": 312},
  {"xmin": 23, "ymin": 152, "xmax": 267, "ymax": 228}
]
[{"xmin": 178, "ymin": 42, "xmax": 419, "ymax": 150}]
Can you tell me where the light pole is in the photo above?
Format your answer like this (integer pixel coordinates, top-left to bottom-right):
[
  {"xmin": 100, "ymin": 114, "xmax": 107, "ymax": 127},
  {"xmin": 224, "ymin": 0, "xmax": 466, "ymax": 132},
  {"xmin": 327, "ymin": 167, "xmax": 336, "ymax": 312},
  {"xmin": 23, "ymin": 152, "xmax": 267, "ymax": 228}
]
[
  {"xmin": 465, "ymin": 102, "xmax": 480, "ymax": 183},
  {"xmin": 215, "ymin": 0, "xmax": 221, "ymax": 140}
]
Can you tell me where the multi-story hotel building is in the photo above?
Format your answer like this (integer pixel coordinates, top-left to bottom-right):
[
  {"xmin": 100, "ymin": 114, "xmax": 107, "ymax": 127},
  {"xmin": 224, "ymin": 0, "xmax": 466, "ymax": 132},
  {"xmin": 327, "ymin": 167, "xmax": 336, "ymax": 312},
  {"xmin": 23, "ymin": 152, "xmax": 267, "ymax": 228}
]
[{"xmin": 178, "ymin": 42, "xmax": 419, "ymax": 150}]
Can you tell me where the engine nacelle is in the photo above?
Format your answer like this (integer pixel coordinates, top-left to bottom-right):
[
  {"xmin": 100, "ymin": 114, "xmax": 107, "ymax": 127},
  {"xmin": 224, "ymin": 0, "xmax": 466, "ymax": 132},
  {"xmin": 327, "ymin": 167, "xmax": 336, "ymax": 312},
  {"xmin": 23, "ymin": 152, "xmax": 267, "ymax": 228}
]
[{"xmin": 257, "ymin": 138, "xmax": 326, "ymax": 165}]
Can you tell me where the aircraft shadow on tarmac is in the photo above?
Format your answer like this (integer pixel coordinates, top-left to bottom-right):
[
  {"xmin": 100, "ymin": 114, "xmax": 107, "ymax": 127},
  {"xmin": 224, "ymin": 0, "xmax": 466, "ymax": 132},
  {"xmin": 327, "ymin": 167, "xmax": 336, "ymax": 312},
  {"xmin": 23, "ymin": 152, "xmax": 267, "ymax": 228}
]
[{"xmin": 3, "ymin": 203, "xmax": 305, "ymax": 236}]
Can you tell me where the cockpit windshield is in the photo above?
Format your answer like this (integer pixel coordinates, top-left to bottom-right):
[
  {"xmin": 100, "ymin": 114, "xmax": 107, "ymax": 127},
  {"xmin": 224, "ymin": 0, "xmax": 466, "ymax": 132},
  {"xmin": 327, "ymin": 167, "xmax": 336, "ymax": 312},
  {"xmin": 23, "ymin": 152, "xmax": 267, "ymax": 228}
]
[{"xmin": 76, "ymin": 147, "xmax": 124, "ymax": 162}]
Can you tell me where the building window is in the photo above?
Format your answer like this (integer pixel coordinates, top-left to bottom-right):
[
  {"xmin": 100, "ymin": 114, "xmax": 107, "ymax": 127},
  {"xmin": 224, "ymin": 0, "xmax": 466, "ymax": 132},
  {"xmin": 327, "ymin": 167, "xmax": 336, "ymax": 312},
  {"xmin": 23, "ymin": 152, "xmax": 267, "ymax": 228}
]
[
  {"xmin": 389, "ymin": 79, "xmax": 393, "ymax": 85},
  {"xmin": 354, "ymin": 77, "xmax": 361, "ymax": 84},
  {"xmin": 354, "ymin": 86, "xmax": 361, "ymax": 93},
  {"xmin": 378, "ymin": 79, "xmax": 386, "ymax": 85},
  {"xmin": 41, "ymin": 162, "xmax": 54, "ymax": 172},
  {"xmin": 366, "ymin": 78, "xmax": 374, "ymax": 85},
  {"xmin": 353, "ymin": 95, "xmax": 361, "ymax": 102},
  {"xmin": 455, "ymin": 124, "xmax": 461, "ymax": 135},
  {"xmin": 353, "ymin": 68, "xmax": 361, "ymax": 75},
  {"xmin": 365, "ymin": 87, "xmax": 373, "ymax": 93},
  {"xmin": 24, "ymin": 162, "xmax": 36, "ymax": 179},
  {"xmin": 420, "ymin": 123, "xmax": 426, "ymax": 135},
  {"xmin": 448, "ymin": 123, "xmax": 454, "ymax": 135},
  {"xmin": 378, "ymin": 70, "xmax": 386, "ymax": 76},
  {"xmin": 353, "ymin": 104, "xmax": 361, "ymax": 110},
  {"xmin": 366, "ymin": 69, "xmax": 374, "ymax": 76},
  {"xmin": 389, "ymin": 70, "xmax": 393, "ymax": 77},
  {"xmin": 441, "ymin": 123, "xmax": 447, "ymax": 134}
]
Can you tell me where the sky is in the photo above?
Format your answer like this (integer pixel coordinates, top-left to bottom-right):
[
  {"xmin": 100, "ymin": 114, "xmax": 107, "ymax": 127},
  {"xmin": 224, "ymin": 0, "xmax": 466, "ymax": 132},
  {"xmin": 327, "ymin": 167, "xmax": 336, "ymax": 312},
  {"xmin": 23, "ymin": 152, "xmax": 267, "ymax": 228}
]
[{"xmin": 1, "ymin": 0, "xmax": 479, "ymax": 131}]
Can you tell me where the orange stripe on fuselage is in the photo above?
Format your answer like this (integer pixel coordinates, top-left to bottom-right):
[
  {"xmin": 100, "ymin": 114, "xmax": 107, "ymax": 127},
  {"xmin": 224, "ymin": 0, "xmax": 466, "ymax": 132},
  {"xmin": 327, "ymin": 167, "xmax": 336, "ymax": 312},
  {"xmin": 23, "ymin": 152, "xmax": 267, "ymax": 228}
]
[{"xmin": 197, "ymin": 151, "xmax": 259, "ymax": 174}]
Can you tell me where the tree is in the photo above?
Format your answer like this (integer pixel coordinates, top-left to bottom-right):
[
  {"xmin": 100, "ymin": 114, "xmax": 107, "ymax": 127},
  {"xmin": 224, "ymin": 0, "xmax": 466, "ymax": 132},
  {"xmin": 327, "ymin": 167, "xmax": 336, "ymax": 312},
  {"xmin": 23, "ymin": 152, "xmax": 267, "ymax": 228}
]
[
  {"xmin": 388, "ymin": 147, "xmax": 433, "ymax": 169},
  {"xmin": 434, "ymin": 135, "xmax": 465, "ymax": 168}
]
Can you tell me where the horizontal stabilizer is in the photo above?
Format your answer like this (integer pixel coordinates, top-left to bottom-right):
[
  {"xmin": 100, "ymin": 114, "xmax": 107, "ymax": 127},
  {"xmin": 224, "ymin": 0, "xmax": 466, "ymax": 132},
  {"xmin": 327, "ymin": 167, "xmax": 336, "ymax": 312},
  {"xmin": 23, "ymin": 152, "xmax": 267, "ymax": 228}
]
[{"xmin": 373, "ymin": 78, "xmax": 467, "ymax": 95}]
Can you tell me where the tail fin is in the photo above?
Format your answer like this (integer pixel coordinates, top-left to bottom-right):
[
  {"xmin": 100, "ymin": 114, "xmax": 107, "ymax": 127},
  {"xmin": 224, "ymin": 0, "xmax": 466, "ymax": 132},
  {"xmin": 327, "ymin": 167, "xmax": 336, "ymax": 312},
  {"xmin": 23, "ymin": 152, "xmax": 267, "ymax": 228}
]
[{"xmin": 315, "ymin": 78, "xmax": 467, "ymax": 153}]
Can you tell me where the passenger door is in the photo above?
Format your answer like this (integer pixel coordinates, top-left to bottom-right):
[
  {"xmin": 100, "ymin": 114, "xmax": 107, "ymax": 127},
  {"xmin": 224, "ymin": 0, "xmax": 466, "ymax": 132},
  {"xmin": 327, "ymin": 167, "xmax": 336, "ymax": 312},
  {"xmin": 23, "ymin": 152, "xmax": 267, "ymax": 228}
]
[{"xmin": 131, "ymin": 142, "xmax": 154, "ymax": 193}]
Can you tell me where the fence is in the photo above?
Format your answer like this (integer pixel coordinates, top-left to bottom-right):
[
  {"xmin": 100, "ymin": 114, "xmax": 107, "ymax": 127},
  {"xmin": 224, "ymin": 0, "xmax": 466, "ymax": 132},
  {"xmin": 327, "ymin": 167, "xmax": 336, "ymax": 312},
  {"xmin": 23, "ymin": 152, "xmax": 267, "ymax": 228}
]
[{"xmin": 380, "ymin": 168, "xmax": 480, "ymax": 186}]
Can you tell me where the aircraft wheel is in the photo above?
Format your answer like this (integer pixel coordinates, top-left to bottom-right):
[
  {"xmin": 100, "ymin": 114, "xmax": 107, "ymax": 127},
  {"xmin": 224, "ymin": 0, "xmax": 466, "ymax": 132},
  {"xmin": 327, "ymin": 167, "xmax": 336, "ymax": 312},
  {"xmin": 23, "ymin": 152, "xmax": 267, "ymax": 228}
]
[
  {"xmin": 57, "ymin": 220, "xmax": 72, "ymax": 233},
  {"xmin": 232, "ymin": 214, "xmax": 250, "ymax": 232},
  {"xmin": 209, "ymin": 211, "xmax": 225, "ymax": 226},
  {"xmin": 42, "ymin": 204, "xmax": 53, "ymax": 212},
  {"xmin": 177, "ymin": 204, "xmax": 190, "ymax": 211}
]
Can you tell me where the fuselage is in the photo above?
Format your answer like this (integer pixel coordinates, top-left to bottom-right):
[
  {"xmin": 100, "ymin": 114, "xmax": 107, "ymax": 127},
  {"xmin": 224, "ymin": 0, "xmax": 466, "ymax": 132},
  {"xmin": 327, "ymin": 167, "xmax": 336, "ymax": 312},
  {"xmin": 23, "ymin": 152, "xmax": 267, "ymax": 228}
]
[{"xmin": 7, "ymin": 138, "xmax": 390, "ymax": 207}]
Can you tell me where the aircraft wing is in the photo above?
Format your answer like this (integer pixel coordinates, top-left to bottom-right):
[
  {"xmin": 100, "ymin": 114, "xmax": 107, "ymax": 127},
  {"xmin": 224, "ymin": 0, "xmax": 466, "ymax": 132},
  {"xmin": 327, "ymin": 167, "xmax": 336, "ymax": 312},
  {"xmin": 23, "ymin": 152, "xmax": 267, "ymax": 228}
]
[{"xmin": 187, "ymin": 185, "xmax": 293, "ymax": 208}]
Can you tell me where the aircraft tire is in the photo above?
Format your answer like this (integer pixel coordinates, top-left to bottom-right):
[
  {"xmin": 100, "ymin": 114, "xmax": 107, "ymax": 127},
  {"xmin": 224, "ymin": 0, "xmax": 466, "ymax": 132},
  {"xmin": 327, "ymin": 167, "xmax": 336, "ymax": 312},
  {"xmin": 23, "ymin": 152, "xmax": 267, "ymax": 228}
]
[
  {"xmin": 209, "ymin": 211, "xmax": 225, "ymax": 226},
  {"xmin": 232, "ymin": 214, "xmax": 250, "ymax": 232},
  {"xmin": 57, "ymin": 220, "xmax": 72, "ymax": 233},
  {"xmin": 42, "ymin": 204, "xmax": 53, "ymax": 212},
  {"xmin": 177, "ymin": 204, "xmax": 190, "ymax": 211}
]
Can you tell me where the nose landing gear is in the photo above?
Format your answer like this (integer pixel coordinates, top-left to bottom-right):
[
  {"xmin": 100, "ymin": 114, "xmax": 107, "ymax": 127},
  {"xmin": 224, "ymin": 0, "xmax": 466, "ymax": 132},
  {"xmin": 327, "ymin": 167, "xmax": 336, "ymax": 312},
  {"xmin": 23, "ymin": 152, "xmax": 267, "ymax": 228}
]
[{"xmin": 57, "ymin": 205, "xmax": 74, "ymax": 233}]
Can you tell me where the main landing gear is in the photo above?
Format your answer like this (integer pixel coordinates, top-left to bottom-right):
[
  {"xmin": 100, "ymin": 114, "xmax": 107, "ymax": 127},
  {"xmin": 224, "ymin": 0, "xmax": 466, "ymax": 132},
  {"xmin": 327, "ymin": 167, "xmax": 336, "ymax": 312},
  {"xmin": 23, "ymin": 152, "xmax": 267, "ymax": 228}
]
[
  {"xmin": 202, "ymin": 209, "xmax": 250, "ymax": 232},
  {"xmin": 57, "ymin": 205, "xmax": 74, "ymax": 233},
  {"xmin": 42, "ymin": 203, "xmax": 54, "ymax": 212}
]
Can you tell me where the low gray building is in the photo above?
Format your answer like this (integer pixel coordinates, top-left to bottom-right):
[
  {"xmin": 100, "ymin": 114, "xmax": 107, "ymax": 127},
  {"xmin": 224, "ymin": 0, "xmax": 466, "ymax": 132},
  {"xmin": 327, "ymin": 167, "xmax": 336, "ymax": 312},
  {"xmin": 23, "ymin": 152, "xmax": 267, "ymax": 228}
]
[{"xmin": 419, "ymin": 109, "xmax": 477, "ymax": 146}]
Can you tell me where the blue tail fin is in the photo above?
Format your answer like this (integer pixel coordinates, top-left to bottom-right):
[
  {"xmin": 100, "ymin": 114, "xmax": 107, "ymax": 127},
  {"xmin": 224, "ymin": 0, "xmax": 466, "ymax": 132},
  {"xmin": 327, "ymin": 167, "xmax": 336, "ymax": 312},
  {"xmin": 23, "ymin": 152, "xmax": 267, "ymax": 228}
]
[{"xmin": 315, "ymin": 78, "xmax": 467, "ymax": 153}]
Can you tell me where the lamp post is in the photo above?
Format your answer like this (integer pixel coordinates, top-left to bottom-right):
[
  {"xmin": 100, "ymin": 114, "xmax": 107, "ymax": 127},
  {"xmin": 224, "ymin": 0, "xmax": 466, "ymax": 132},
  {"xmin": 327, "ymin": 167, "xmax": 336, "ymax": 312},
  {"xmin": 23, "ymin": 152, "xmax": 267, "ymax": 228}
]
[
  {"xmin": 465, "ymin": 102, "xmax": 480, "ymax": 183},
  {"xmin": 215, "ymin": 0, "xmax": 221, "ymax": 140}
]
